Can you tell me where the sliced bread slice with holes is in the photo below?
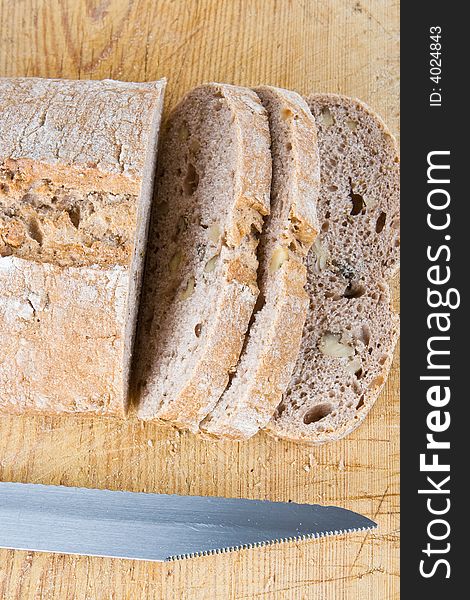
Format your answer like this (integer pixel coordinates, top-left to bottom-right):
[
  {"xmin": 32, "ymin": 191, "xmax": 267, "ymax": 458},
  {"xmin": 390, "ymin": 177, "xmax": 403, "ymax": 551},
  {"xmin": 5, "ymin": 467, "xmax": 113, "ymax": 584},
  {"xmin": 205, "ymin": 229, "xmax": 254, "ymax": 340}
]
[
  {"xmin": 134, "ymin": 83, "xmax": 272, "ymax": 432},
  {"xmin": 266, "ymin": 93, "xmax": 400, "ymax": 443},
  {"xmin": 201, "ymin": 86, "xmax": 320, "ymax": 440}
]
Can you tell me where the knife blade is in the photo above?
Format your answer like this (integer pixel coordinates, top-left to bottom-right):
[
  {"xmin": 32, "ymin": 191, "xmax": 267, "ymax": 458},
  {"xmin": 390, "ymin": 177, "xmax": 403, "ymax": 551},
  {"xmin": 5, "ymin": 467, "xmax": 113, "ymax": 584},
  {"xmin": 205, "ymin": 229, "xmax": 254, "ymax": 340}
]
[{"xmin": 0, "ymin": 482, "xmax": 376, "ymax": 561}]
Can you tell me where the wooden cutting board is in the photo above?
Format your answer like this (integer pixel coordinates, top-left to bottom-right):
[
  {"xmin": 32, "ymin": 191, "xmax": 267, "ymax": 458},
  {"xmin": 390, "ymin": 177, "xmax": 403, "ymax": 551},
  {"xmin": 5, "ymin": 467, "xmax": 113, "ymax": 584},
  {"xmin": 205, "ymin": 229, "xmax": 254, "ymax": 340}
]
[{"xmin": 0, "ymin": 1, "xmax": 400, "ymax": 598}]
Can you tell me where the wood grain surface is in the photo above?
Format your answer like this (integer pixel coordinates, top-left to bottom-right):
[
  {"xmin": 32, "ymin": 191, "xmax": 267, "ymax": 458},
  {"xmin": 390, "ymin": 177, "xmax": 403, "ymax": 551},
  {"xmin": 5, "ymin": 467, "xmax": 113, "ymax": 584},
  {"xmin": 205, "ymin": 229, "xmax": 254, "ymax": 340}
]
[{"xmin": 0, "ymin": 1, "xmax": 400, "ymax": 598}]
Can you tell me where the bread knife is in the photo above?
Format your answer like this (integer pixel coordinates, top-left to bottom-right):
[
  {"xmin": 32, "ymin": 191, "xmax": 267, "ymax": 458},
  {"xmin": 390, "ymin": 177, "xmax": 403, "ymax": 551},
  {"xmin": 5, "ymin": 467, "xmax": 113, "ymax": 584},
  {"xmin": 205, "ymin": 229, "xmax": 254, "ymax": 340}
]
[{"xmin": 0, "ymin": 482, "xmax": 376, "ymax": 561}]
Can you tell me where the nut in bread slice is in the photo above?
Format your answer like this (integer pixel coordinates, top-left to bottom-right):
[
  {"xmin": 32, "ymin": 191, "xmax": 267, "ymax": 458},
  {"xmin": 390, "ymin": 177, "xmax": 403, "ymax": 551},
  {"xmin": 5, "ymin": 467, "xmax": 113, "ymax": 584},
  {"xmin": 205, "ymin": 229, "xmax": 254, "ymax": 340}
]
[{"xmin": 267, "ymin": 94, "xmax": 400, "ymax": 443}]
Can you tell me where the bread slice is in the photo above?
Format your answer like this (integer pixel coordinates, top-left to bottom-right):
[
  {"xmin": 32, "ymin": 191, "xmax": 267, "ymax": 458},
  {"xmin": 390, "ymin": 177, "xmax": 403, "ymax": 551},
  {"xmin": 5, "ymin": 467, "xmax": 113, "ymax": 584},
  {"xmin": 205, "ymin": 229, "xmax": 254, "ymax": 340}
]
[
  {"xmin": 0, "ymin": 77, "xmax": 166, "ymax": 416},
  {"xmin": 135, "ymin": 83, "xmax": 271, "ymax": 432},
  {"xmin": 201, "ymin": 86, "xmax": 320, "ymax": 440},
  {"xmin": 267, "ymin": 94, "xmax": 400, "ymax": 443}
]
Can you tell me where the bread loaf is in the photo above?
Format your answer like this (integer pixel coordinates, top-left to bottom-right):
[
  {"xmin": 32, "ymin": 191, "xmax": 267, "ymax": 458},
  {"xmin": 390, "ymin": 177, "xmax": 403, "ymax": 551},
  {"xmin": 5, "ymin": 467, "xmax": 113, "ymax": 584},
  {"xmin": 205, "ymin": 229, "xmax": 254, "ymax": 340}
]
[
  {"xmin": 0, "ymin": 77, "xmax": 166, "ymax": 416},
  {"xmin": 267, "ymin": 94, "xmax": 399, "ymax": 443},
  {"xmin": 135, "ymin": 83, "xmax": 271, "ymax": 432},
  {"xmin": 201, "ymin": 86, "xmax": 320, "ymax": 440}
]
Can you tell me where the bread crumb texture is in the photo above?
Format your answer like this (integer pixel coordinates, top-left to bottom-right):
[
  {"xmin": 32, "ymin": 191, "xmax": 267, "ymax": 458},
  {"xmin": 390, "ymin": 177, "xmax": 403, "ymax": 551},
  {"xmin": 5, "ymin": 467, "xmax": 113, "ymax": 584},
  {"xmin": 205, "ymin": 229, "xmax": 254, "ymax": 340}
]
[
  {"xmin": 201, "ymin": 86, "xmax": 320, "ymax": 440},
  {"xmin": 267, "ymin": 94, "xmax": 399, "ymax": 444},
  {"xmin": 135, "ymin": 83, "xmax": 271, "ymax": 431}
]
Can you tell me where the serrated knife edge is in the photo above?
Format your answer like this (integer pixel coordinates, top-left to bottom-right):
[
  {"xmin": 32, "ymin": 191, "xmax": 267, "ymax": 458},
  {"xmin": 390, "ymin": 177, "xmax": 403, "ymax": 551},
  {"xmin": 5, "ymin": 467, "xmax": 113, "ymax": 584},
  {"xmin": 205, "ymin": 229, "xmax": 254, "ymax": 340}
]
[{"xmin": 167, "ymin": 524, "xmax": 377, "ymax": 561}]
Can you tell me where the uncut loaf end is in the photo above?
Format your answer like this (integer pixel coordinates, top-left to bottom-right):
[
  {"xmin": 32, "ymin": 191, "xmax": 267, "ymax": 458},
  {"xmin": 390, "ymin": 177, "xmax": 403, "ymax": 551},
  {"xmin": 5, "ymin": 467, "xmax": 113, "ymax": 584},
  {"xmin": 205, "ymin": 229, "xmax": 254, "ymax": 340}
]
[{"xmin": 0, "ymin": 77, "xmax": 166, "ymax": 416}]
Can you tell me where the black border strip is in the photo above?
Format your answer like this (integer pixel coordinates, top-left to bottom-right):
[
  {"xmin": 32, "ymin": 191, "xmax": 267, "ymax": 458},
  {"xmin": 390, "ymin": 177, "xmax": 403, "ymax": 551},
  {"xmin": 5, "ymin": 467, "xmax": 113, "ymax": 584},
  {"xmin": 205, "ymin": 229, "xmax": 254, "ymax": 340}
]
[{"xmin": 401, "ymin": 3, "xmax": 466, "ymax": 594}]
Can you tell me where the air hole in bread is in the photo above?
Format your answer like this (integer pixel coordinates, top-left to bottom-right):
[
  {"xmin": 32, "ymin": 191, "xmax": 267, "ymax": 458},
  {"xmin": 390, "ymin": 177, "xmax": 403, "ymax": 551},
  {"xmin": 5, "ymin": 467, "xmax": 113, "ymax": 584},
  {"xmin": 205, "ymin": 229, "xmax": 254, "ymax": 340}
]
[
  {"xmin": 344, "ymin": 281, "xmax": 366, "ymax": 299},
  {"xmin": 356, "ymin": 396, "xmax": 365, "ymax": 409},
  {"xmin": 28, "ymin": 218, "xmax": 43, "ymax": 245},
  {"xmin": 194, "ymin": 323, "xmax": 202, "ymax": 338},
  {"xmin": 359, "ymin": 324, "xmax": 371, "ymax": 346},
  {"xmin": 66, "ymin": 206, "xmax": 81, "ymax": 228},
  {"xmin": 349, "ymin": 188, "xmax": 366, "ymax": 216},
  {"xmin": 183, "ymin": 164, "xmax": 199, "ymax": 195},
  {"xmin": 355, "ymin": 368, "xmax": 363, "ymax": 380},
  {"xmin": 286, "ymin": 142, "xmax": 292, "ymax": 151},
  {"xmin": 285, "ymin": 239, "xmax": 294, "ymax": 252},
  {"xmin": 321, "ymin": 221, "xmax": 329, "ymax": 232},
  {"xmin": 376, "ymin": 211, "xmax": 387, "ymax": 233},
  {"xmin": 303, "ymin": 403, "xmax": 333, "ymax": 425}
]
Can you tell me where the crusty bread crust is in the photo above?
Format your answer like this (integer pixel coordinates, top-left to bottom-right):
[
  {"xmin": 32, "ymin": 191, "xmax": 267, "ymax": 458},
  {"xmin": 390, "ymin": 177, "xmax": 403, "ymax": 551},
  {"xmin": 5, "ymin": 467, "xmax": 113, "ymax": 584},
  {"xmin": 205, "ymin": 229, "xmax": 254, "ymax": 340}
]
[
  {"xmin": 266, "ymin": 93, "xmax": 400, "ymax": 444},
  {"xmin": 135, "ymin": 83, "xmax": 272, "ymax": 432},
  {"xmin": 0, "ymin": 78, "xmax": 165, "ymax": 194},
  {"xmin": 0, "ymin": 77, "xmax": 166, "ymax": 416},
  {"xmin": 0, "ymin": 257, "xmax": 129, "ymax": 416},
  {"xmin": 201, "ymin": 86, "xmax": 320, "ymax": 440}
]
